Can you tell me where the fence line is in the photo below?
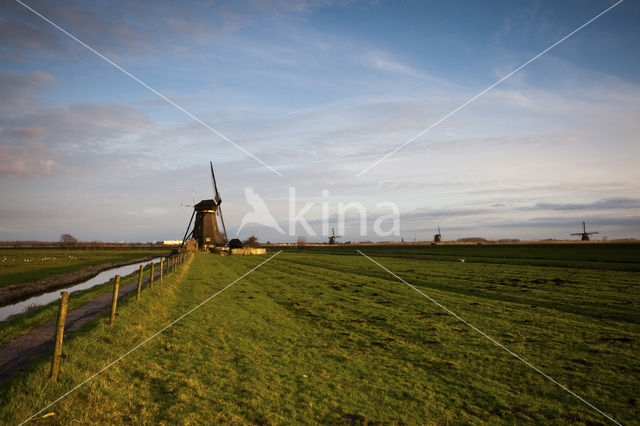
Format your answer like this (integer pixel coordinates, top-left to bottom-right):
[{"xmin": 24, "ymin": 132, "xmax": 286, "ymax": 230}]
[{"xmin": 49, "ymin": 252, "xmax": 190, "ymax": 380}]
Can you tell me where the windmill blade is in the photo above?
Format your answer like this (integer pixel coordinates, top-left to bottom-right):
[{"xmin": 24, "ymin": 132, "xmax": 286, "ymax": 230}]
[
  {"xmin": 217, "ymin": 206, "xmax": 229, "ymax": 243},
  {"xmin": 438, "ymin": 226, "xmax": 441, "ymax": 234},
  {"xmin": 181, "ymin": 210, "xmax": 196, "ymax": 246},
  {"xmin": 182, "ymin": 213, "xmax": 204, "ymax": 246},
  {"xmin": 210, "ymin": 161, "xmax": 221, "ymax": 205},
  {"xmin": 590, "ymin": 231, "xmax": 600, "ymax": 235}
]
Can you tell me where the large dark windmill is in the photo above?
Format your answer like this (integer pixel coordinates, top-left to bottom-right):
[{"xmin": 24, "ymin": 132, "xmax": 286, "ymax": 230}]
[
  {"xmin": 571, "ymin": 221, "xmax": 599, "ymax": 241},
  {"xmin": 181, "ymin": 162, "xmax": 228, "ymax": 250}
]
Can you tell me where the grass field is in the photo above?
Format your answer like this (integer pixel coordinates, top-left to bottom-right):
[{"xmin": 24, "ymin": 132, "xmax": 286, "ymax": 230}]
[
  {"xmin": 0, "ymin": 248, "xmax": 169, "ymax": 288},
  {"xmin": 289, "ymin": 242, "xmax": 640, "ymax": 271},
  {"xmin": 0, "ymin": 245, "xmax": 638, "ymax": 424}
]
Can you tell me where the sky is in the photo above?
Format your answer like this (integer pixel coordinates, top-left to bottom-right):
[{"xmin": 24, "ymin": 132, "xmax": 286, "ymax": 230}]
[{"xmin": 0, "ymin": 0, "xmax": 639, "ymax": 243}]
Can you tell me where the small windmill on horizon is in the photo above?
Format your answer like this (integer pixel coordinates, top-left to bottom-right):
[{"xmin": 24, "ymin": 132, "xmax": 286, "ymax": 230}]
[
  {"xmin": 571, "ymin": 221, "xmax": 599, "ymax": 241},
  {"xmin": 434, "ymin": 226, "xmax": 442, "ymax": 243},
  {"xmin": 328, "ymin": 228, "xmax": 341, "ymax": 245}
]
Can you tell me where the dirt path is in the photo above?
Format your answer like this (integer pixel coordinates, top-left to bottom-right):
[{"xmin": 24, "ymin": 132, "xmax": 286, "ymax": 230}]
[{"xmin": 0, "ymin": 267, "xmax": 165, "ymax": 382}]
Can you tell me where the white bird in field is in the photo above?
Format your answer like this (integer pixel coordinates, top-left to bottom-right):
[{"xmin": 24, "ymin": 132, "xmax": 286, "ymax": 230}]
[{"xmin": 237, "ymin": 186, "xmax": 285, "ymax": 235}]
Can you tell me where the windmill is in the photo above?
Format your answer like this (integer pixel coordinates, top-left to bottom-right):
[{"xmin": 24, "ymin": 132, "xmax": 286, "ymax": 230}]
[
  {"xmin": 571, "ymin": 221, "xmax": 599, "ymax": 241},
  {"xmin": 181, "ymin": 162, "xmax": 228, "ymax": 250},
  {"xmin": 434, "ymin": 226, "xmax": 442, "ymax": 243},
  {"xmin": 328, "ymin": 227, "xmax": 341, "ymax": 245}
]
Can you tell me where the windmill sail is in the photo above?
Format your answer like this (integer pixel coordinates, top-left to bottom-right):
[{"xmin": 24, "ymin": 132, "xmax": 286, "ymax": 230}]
[
  {"xmin": 210, "ymin": 162, "xmax": 227, "ymax": 243},
  {"xmin": 210, "ymin": 161, "xmax": 221, "ymax": 205}
]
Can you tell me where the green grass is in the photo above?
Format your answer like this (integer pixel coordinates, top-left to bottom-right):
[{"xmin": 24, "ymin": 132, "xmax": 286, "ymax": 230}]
[
  {"xmin": 0, "ymin": 247, "xmax": 638, "ymax": 424},
  {"xmin": 0, "ymin": 248, "xmax": 169, "ymax": 288}
]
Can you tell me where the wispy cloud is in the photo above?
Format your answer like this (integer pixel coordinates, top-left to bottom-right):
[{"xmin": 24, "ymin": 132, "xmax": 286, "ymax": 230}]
[
  {"xmin": 528, "ymin": 198, "xmax": 640, "ymax": 211},
  {"xmin": 0, "ymin": 142, "xmax": 76, "ymax": 178},
  {"xmin": 360, "ymin": 50, "xmax": 433, "ymax": 81}
]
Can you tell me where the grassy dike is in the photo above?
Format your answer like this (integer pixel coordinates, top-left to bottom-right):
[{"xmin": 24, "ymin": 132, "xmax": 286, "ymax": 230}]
[
  {"xmin": 0, "ymin": 253, "xmax": 194, "ymax": 424},
  {"xmin": 1, "ymin": 251, "xmax": 638, "ymax": 424}
]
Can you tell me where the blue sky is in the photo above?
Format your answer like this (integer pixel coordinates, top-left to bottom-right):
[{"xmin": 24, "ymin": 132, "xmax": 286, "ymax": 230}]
[{"xmin": 0, "ymin": 0, "xmax": 639, "ymax": 242}]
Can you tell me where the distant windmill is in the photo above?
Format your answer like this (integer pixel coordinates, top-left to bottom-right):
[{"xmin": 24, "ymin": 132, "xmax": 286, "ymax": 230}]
[
  {"xmin": 328, "ymin": 227, "xmax": 341, "ymax": 245},
  {"xmin": 571, "ymin": 221, "xmax": 599, "ymax": 241},
  {"xmin": 181, "ymin": 162, "xmax": 228, "ymax": 250},
  {"xmin": 434, "ymin": 226, "xmax": 442, "ymax": 243}
]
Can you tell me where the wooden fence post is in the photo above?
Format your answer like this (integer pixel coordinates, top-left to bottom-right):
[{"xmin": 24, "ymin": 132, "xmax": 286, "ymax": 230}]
[
  {"xmin": 150, "ymin": 262, "xmax": 154, "ymax": 290},
  {"xmin": 50, "ymin": 291, "xmax": 69, "ymax": 381},
  {"xmin": 109, "ymin": 275, "xmax": 120, "ymax": 326},
  {"xmin": 136, "ymin": 264, "xmax": 144, "ymax": 303},
  {"xmin": 160, "ymin": 257, "xmax": 163, "ymax": 284}
]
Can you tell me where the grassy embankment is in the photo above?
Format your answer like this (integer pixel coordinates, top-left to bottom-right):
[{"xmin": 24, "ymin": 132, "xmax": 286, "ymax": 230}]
[
  {"xmin": 0, "ymin": 248, "xmax": 169, "ymax": 288},
  {"xmin": 1, "ymin": 246, "xmax": 638, "ymax": 424}
]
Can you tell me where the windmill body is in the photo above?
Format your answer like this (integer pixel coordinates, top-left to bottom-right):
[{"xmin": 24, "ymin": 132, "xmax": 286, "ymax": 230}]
[{"xmin": 193, "ymin": 199, "xmax": 226, "ymax": 249}]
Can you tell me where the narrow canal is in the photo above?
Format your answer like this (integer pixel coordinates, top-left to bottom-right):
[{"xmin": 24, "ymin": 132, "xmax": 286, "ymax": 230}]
[{"xmin": 0, "ymin": 257, "xmax": 162, "ymax": 322}]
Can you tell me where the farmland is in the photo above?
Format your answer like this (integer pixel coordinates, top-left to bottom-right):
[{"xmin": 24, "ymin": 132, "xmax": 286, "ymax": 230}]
[
  {"xmin": 0, "ymin": 244, "xmax": 638, "ymax": 424},
  {"xmin": 0, "ymin": 248, "xmax": 170, "ymax": 288}
]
